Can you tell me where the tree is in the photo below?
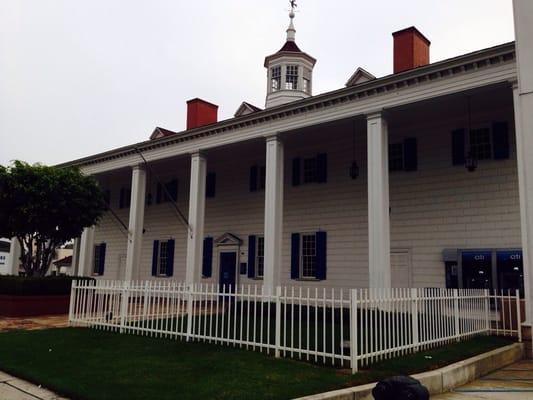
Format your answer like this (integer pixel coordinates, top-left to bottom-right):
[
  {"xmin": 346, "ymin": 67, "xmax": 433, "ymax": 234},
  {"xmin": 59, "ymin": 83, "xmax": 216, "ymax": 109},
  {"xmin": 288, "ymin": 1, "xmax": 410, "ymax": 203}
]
[{"xmin": 0, "ymin": 161, "xmax": 107, "ymax": 277}]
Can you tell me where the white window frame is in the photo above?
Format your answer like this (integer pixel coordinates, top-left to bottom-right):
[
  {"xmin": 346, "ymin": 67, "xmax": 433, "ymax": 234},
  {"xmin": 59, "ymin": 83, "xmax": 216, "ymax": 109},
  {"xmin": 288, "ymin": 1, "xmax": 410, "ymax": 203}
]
[
  {"xmin": 469, "ymin": 124, "xmax": 492, "ymax": 161},
  {"xmin": 303, "ymin": 157, "xmax": 318, "ymax": 184},
  {"xmin": 271, "ymin": 66, "xmax": 281, "ymax": 92},
  {"xmin": 300, "ymin": 233, "xmax": 317, "ymax": 279},
  {"xmin": 388, "ymin": 142, "xmax": 404, "ymax": 172},
  {"xmin": 92, "ymin": 245, "xmax": 101, "ymax": 276},
  {"xmin": 285, "ymin": 65, "xmax": 299, "ymax": 90},
  {"xmin": 157, "ymin": 241, "xmax": 169, "ymax": 276}
]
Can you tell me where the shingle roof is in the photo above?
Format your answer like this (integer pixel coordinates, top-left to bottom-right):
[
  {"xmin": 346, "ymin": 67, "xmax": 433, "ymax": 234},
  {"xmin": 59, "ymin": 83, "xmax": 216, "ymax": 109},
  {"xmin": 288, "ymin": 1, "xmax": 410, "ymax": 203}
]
[{"xmin": 278, "ymin": 41, "xmax": 302, "ymax": 53}]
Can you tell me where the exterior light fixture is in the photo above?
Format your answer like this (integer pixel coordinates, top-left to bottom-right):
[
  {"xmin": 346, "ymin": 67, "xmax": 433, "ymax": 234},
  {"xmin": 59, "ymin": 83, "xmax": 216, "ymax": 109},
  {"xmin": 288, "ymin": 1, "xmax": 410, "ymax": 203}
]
[
  {"xmin": 465, "ymin": 151, "xmax": 478, "ymax": 172},
  {"xmin": 350, "ymin": 121, "xmax": 359, "ymax": 180}
]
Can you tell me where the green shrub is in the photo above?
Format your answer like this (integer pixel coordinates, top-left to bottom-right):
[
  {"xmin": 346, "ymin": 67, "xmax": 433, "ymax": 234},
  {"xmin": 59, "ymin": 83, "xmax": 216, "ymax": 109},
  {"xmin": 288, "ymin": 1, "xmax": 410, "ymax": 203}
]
[{"xmin": 0, "ymin": 276, "xmax": 95, "ymax": 296}]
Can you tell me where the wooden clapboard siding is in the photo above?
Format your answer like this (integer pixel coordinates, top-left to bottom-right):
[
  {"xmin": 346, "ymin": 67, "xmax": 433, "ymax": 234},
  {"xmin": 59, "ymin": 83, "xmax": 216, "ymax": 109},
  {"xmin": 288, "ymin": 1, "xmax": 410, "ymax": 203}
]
[{"xmin": 92, "ymin": 100, "xmax": 520, "ymax": 290}]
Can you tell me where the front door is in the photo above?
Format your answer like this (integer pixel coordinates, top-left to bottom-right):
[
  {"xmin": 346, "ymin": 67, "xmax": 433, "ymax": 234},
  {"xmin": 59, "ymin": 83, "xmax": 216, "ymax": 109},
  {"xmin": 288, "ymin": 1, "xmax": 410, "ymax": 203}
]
[{"xmin": 219, "ymin": 252, "xmax": 237, "ymax": 293}]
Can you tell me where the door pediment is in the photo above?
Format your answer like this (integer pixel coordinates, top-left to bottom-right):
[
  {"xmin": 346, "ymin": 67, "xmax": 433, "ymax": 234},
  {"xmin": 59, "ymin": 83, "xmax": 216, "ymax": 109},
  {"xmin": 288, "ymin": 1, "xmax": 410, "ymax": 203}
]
[{"xmin": 214, "ymin": 232, "xmax": 242, "ymax": 247}]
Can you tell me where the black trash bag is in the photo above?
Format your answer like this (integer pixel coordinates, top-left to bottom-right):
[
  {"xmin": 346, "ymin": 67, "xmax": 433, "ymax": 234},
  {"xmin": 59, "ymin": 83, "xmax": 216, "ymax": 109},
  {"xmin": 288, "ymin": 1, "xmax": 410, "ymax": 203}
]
[
  {"xmin": 372, "ymin": 376, "xmax": 429, "ymax": 400},
  {"xmin": 398, "ymin": 383, "xmax": 430, "ymax": 400}
]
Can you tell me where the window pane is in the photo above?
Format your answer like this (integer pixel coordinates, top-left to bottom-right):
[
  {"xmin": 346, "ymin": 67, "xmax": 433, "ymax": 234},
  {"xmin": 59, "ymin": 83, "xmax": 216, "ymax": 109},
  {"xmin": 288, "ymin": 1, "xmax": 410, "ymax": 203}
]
[
  {"xmin": 159, "ymin": 241, "xmax": 168, "ymax": 276},
  {"xmin": 303, "ymin": 157, "xmax": 318, "ymax": 183},
  {"xmin": 470, "ymin": 128, "xmax": 492, "ymax": 160},
  {"xmin": 271, "ymin": 66, "xmax": 281, "ymax": 92},
  {"xmin": 301, "ymin": 234, "xmax": 317, "ymax": 278},
  {"xmin": 389, "ymin": 143, "xmax": 404, "ymax": 171},
  {"xmin": 285, "ymin": 65, "xmax": 298, "ymax": 90},
  {"xmin": 256, "ymin": 237, "xmax": 265, "ymax": 278},
  {"xmin": 93, "ymin": 246, "xmax": 100, "ymax": 274}
]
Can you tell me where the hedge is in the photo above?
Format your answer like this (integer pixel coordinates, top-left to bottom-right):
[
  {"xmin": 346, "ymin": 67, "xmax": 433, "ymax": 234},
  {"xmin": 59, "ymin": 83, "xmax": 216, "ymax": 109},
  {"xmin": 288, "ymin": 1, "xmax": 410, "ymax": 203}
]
[{"xmin": 0, "ymin": 276, "xmax": 95, "ymax": 296}]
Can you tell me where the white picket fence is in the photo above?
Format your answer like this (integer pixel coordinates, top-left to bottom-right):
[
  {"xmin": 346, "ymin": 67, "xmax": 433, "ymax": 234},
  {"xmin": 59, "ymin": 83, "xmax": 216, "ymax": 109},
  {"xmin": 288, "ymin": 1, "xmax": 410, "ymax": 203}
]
[{"xmin": 69, "ymin": 281, "xmax": 523, "ymax": 373}]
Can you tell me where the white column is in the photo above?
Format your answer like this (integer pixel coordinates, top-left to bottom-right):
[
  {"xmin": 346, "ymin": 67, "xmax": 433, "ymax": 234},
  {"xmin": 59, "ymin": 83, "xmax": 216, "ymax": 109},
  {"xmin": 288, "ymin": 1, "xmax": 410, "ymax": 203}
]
[
  {"xmin": 78, "ymin": 226, "xmax": 95, "ymax": 276},
  {"xmin": 185, "ymin": 151, "xmax": 207, "ymax": 285},
  {"xmin": 263, "ymin": 135, "xmax": 284, "ymax": 294},
  {"xmin": 513, "ymin": 0, "xmax": 533, "ymax": 332},
  {"xmin": 125, "ymin": 165, "xmax": 147, "ymax": 281},
  {"xmin": 367, "ymin": 112, "xmax": 391, "ymax": 289},
  {"xmin": 71, "ymin": 238, "xmax": 81, "ymax": 276},
  {"xmin": 7, "ymin": 237, "xmax": 21, "ymax": 275}
]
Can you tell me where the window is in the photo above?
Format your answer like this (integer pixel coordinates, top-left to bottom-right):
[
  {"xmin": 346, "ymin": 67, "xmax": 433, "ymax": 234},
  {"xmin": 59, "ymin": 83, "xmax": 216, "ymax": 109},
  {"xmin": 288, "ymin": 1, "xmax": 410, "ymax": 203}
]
[
  {"xmin": 303, "ymin": 157, "xmax": 318, "ymax": 183},
  {"xmin": 119, "ymin": 188, "xmax": 131, "ymax": 209},
  {"xmin": 255, "ymin": 236, "xmax": 265, "ymax": 278},
  {"xmin": 303, "ymin": 68, "xmax": 312, "ymax": 94},
  {"xmin": 93, "ymin": 243, "xmax": 106, "ymax": 276},
  {"xmin": 303, "ymin": 78, "xmax": 310, "ymax": 94},
  {"xmin": 0, "ymin": 255, "xmax": 5, "ymax": 265},
  {"xmin": 158, "ymin": 241, "xmax": 168, "ymax": 276},
  {"xmin": 469, "ymin": 128, "xmax": 492, "ymax": 160},
  {"xmin": 250, "ymin": 165, "xmax": 266, "ymax": 192},
  {"xmin": 301, "ymin": 234, "xmax": 317, "ymax": 278},
  {"xmin": 271, "ymin": 66, "xmax": 281, "ymax": 92},
  {"xmin": 285, "ymin": 65, "xmax": 299, "ymax": 90},
  {"xmin": 389, "ymin": 143, "xmax": 404, "ymax": 171}
]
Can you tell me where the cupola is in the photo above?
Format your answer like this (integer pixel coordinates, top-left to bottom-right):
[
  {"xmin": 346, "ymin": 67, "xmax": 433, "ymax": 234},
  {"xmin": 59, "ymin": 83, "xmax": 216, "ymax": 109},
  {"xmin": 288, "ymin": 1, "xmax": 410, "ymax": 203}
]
[{"xmin": 264, "ymin": 4, "xmax": 316, "ymax": 109}]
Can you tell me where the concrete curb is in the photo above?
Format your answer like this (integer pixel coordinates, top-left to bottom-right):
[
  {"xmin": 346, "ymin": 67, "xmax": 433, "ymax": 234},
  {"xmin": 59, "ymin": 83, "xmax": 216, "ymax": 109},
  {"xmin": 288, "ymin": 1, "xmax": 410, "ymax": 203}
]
[{"xmin": 294, "ymin": 342, "xmax": 524, "ymax": 400}]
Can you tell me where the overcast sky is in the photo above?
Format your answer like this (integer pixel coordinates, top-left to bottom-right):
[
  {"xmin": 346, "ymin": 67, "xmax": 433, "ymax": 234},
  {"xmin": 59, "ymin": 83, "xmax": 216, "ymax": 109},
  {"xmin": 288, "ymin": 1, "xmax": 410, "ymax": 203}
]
[{"xmin": 0, "ymin": 0, "xmax": 515, "ymax": 166}]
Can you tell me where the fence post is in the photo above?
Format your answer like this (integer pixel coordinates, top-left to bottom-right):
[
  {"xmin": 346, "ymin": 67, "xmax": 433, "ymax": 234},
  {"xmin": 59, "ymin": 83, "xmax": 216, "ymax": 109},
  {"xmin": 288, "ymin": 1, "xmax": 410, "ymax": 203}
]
[
  {"xmin": 119, "ymin": 280, "xmax": 130, "ymax": 334},
  {"xmin": 186, "ymin": 284, "xmax": 194, "ymax": 342},
  {"xmin": 453, "ymin": 289, "xmax": 460, "ymax": 341},
  {"xmin": 516, "ymin": 289, "xmax": 522, "ymax": 342},
  {"xmin": 484, "ymin": 289, "xmax": 490, "ymax": 336},
  {"xmin": 275, "ymin": 286, "xmax": 282, "ymax": 358},
  {"xmin": 68, "ymin": 279, "xmax": 77, "ymax": 326},
  {"xmin": 411, "ymin": 288, "xmax": 419, "ymax": 352},
  {"xmin": 350, "ymin": 289, "xmax": 358, "ymax": 373}
]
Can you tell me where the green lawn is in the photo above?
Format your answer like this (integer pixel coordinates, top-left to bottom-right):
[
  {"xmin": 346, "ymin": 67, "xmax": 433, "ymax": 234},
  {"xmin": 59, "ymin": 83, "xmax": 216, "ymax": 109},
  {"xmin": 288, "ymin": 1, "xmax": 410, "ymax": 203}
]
[{"xmin": 0, "ymin": 328, "xmax": 514, "ymax": 400}]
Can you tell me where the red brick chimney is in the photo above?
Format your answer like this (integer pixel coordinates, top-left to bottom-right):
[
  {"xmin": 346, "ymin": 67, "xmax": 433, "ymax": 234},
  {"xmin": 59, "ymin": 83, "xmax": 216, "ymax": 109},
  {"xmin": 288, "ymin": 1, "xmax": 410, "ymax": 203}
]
[
  {"xmin": 392, "ymin": 27, "xmax": 430, "ymax": 74},
  {"xmin": 186, "ymin": 98, "xmax": 218, "ymax": 130}
]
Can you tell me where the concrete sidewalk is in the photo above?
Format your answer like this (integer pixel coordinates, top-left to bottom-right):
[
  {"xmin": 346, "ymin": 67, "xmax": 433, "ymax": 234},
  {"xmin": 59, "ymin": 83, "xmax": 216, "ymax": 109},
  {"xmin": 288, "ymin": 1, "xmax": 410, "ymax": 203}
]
[
  {"xmin": 0, "ymin": 371, "xmax": 68, "ymax": 400},
  {"xmin": 433, "ymin": 360, "xmax": 533, "ymax": 399}
]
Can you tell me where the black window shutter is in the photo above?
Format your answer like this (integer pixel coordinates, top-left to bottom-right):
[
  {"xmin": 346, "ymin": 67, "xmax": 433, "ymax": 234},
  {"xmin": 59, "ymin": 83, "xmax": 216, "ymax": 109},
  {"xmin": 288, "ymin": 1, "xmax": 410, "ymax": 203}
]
[
  {"xmin": 452, "ymin": 129, "xmax": 466, "ymax": 166},
  {"xmin": 403, "ymin": 138, "xmax": 418, "ymax": 171},
  {"xmin": 316, "ymin": 153, "xmax": 328, "ymax": 183},
  {"xmin": 151, "ymin": 240, "xmax": 159, "ymax": 276},
  {"xmin": 166, "ymin": 239, "xmax": 175, "ymax": 277},
  {"xmin": 292, "ymin": 158, "xmax": 301, "ymax": 186},
  {"xmin": 206, "ymin": 173, "xmax": 216, "ymax": 198},
  {"xmin": 260, "ymin": 166, "xmax": 266, "ymax": 189},
  {"xmin": 104, "ymin": 190, "xmax": 111, "ymax": 207},
  {"xmin": 202, "ymin": 237, "xmax": 213, "ymax": 278},
  {"xmin": 315, "ymin": 232, "xmax": 327, "ymax": 280},
  {"xmin": 249, "ymin": 166, "xmax": 258, "ymax": 192},
  {"xmin": 98, "ymin": 243, "xmax": 106, "ymax": 275},
  {"xmin": 119, "ymin": 188, "xmax": 125, "ymax": 209},
  {"xmin": 156, "ymin": 183, "xmax": 162, "ymax": 204},
  {"xmin": 247, "ymin": 235, "xmax": 256, "ymax": 278},
  {"xmin": 291, "ymin": 233, "xmax": 300, "ymax": 279},
  {"xmin": 492, "ymin": 121, "xmax": 510, "ymax": 160}
]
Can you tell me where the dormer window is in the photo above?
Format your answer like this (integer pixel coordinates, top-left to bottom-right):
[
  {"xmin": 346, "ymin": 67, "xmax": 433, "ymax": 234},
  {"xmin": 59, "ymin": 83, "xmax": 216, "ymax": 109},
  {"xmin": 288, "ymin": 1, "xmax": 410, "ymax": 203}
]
[
  {"xmin": 286, "ymin": 65, "xmax": 299, "ymax": 90},
  {"xmin": 271, "ymin": 66, "xmax": 281, "ymax": 92}
]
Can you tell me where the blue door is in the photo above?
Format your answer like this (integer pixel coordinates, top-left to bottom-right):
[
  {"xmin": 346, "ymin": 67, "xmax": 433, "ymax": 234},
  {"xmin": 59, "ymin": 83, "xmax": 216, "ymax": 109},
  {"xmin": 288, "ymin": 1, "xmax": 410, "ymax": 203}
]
[{"xmin": 219, "ymin": 252, "xmax": 237, "ymax": 293}]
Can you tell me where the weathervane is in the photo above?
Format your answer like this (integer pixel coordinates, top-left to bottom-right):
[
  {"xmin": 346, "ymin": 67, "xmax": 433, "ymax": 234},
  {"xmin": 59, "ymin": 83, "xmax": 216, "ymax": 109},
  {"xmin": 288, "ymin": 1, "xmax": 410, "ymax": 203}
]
[{"xmin": 290, "ymin": 0, "xmax": 297, "ymax": 12}]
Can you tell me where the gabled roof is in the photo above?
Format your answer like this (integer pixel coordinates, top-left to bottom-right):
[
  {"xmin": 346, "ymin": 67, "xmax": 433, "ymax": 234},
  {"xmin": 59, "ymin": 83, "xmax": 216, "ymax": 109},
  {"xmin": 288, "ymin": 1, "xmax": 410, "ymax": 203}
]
[
  {"xmin": 346, "ymin": 67, "xmax": 376, "ymax": 87},
  {"xmin": 150, "ymin": 127, "xmax": 179, "ymax": 140},
  {"xmin": 234, "ymin": 102, "xmax": 262, "ymax": 117}
]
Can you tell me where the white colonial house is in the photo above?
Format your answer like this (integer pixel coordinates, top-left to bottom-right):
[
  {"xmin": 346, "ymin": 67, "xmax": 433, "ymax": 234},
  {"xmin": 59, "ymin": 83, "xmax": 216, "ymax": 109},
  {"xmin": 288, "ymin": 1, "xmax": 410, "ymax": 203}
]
[{"xmin": 26, "ymin": 1, "xmax": 532, "ymax": 344}]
